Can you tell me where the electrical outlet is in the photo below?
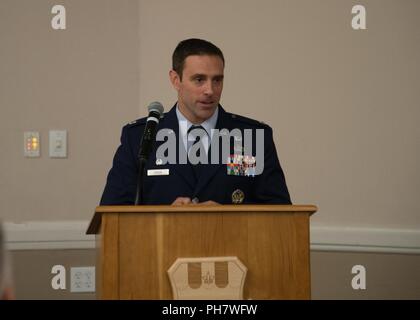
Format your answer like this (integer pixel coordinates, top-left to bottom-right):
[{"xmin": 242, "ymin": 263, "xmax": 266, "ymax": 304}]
[{"xmin": 70, "ymin": 266, "xmax": 95, "ymax": 293}]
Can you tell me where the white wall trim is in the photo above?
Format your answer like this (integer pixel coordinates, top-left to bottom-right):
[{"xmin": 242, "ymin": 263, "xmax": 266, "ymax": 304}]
[
  {"xmin": 310, "ymin": 225, "xmax": 420, "ymax": 254},
  {"xmin": 3, "ymin": 221, "xmax": 95, "ymax": 250},
  {"xmin": 3, "ymin": 221, "xmax": 420, "ymax": 254}
]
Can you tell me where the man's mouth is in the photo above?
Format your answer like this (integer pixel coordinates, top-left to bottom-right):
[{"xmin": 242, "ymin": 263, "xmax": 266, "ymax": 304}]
[{"xmin": 198, "ymin": 100, "xmax": 214, "ymax": 106}]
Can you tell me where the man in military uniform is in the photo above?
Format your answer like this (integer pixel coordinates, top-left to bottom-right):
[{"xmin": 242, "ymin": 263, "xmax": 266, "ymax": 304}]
[{"xmin": 100, "ymin": 39, "xmax": 291, "ymax": 205}]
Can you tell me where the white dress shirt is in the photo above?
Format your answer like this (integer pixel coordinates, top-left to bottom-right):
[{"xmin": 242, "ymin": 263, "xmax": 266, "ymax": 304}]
[{"xmin": 176, "ymin": 105, "xmax": 219, "ymax": 155}]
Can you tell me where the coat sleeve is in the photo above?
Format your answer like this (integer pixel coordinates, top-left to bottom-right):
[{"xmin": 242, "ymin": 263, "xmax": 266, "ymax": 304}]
[
  {"xmin": 254, "ymin": 126, "xmax": 292, "ymax": 204},
  {"xmin": 100, "ymin": 125, "xmax": 139, "ymax": 205}
]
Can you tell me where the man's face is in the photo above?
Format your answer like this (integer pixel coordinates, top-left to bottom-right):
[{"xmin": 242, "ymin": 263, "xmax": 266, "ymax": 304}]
[{"xmin": 170, "ymin": 55, "xmax": 224, "ymax": 124}]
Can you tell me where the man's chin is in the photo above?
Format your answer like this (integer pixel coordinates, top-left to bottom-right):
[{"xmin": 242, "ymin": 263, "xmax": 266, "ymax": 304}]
[
  {"xmin": 197, "ymin": 102, "xmax": 217, "ymax": 110},
  {"xmin": 196, "ymin": 105, "xmax": 217, "ymax": 118}
]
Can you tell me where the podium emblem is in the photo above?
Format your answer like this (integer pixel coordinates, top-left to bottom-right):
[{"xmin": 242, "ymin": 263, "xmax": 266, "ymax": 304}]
[{"xmin": 167, "ymin": 257, "xmax": 247, "ymax": 300}]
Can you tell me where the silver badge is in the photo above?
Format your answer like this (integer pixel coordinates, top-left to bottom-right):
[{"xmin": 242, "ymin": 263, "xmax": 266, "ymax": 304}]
[{"xmin": 156, "ymin": 158, "xmax": 163, "ymax": 165}]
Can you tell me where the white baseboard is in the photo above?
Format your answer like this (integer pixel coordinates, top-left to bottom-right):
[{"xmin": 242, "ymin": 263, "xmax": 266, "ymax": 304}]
[{"xmin": 3, "ymin": 221, "xmax": 420, "ymax": 254}]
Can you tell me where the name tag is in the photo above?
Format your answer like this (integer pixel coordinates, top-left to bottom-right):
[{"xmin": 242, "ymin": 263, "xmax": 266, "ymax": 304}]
[{"xmin": 147, "ymin": 169, "xmax": 169, "ymax": 176}]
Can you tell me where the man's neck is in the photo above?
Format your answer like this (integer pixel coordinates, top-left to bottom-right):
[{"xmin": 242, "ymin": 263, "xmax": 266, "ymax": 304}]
[
  {"xmin": 176, "ymin": 104, "xmax": 219, "ymax": 137},
  {"xmin": 177, "ymin": 103, "xmax": 214, "ymax": 124}
]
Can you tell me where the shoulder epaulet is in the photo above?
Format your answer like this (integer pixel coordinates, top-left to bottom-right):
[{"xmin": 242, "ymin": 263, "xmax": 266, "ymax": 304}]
[
  {"xmin": 126, "ymin": 111, "xmax": 167, "ymax": 127},
  {"xmin": 126, "ymin": 117, "xmax": 147, "ymax": 127},
  {"xmin": 229, "ymin": 113, "xmax": 271, "ymax": 129}
]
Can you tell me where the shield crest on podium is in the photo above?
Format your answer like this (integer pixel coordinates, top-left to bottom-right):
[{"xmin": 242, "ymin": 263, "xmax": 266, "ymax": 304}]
[{"xmin": 167, "ymin": 256, "xmax": 247, "ymax": 300}]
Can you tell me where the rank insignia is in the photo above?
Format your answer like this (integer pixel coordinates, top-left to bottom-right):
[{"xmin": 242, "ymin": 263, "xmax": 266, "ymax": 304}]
[{"xmin": 232, "ymin": 189, "xmax": 245, "ymax": 204}]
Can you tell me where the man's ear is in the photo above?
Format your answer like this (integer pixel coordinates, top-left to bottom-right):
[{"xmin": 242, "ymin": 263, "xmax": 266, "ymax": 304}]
[{"xmin": 169, "ymin": 70, "xmax": 181, "ymax": 91}]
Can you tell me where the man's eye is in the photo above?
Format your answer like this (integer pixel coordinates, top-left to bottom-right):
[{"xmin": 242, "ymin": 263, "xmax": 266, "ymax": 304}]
[{"xmin": 195, "ymin": 78, "xmax": 203, "ymax": 83}]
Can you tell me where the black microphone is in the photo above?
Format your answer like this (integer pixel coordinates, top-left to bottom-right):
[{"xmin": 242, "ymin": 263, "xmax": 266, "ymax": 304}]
[
  {"xmin": 135, "ymin": 101, "xmax": 164, "ymax": 205},
  {"xmin": 137, "ymin": 101, "xmax": 164, "ymax": 161}
]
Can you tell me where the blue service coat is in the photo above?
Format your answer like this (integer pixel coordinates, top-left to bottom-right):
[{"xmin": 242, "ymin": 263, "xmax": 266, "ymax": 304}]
[{"xmin": 100, "ymin": 105, "xmax": 291, "ymax": 205}]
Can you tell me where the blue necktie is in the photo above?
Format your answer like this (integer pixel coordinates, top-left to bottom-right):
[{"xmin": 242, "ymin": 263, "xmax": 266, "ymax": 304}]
[{"xmin": 187, "ymin": 125, "xmax": 207, "ymax": 179}]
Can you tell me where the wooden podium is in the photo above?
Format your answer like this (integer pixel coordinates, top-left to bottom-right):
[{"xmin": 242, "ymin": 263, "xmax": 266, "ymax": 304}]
[{"xmin": 87, "ymin": 204, "xmax": 317, "ymax": 300}]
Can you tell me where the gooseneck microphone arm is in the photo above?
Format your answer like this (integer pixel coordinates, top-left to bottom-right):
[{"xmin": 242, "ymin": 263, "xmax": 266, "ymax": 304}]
[{"xmin": 134, "ymin": 102, "xmax": 164, "ymax": 205}]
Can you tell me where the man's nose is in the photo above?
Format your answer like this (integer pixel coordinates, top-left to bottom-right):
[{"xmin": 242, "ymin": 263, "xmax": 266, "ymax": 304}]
[{"xmin": 203, "ymin": 81, "xmax": 214, "ymax": 95}]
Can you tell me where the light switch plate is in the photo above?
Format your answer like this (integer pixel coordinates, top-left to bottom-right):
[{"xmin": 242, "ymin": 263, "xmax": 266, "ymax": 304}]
[{"xmin": 49, "ymin": 130, "xmax": 67, "ymax": 158}]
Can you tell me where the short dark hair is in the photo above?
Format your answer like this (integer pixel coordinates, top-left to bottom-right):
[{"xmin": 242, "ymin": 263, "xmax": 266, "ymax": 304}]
[{"xmin": 172, "ymin": 38, "xmax": 225, "ymax": 79}]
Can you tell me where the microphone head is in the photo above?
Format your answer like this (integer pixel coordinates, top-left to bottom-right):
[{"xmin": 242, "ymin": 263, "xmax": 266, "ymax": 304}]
[{"xmin": 148, "ymin": 101, "xmax": 164, "ymax": 117}]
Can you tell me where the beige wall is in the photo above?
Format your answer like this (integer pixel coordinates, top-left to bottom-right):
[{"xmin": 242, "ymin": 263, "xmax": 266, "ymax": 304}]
[
  {"xmin": 0, "ymin": 0, "xmax": 140, "ymax": 222},
  {"xmin": 11, "ymin": 249, "xmax": 96, "ymax": 299},
  {"xmin": 1, "ymin": 0, "xmax": 419, "ymax": 300}
]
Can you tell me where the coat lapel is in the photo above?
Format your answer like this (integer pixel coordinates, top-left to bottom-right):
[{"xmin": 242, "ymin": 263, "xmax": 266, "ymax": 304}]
[{"xmin": 152, "ymin": 105, "xmax": 196, "ymax": 190}]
